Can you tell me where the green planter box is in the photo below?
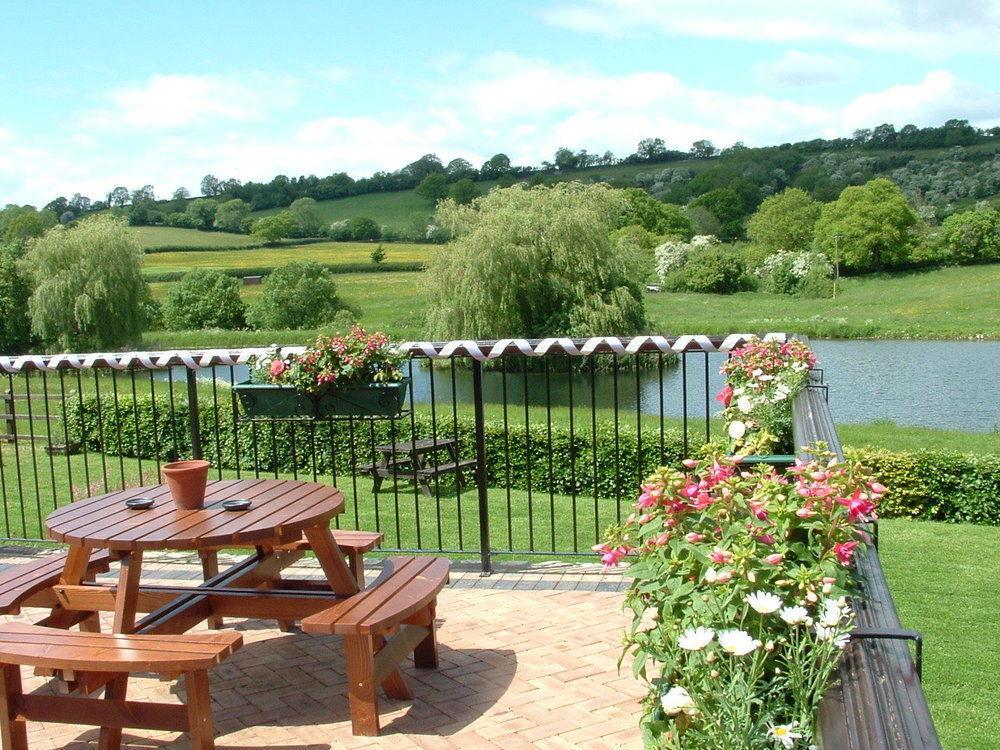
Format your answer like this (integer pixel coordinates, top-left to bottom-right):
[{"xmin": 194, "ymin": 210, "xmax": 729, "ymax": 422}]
[
  {"xmin": 735, "ymin": 454, "xmax": 797, "ymax": 470},
  {"xmin": 233, "ymin": 378, "xmax": 410, "ymax": 418}
]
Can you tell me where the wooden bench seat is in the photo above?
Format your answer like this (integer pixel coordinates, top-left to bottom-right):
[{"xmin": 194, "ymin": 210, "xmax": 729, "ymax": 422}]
[
  {"xmin": 301, "ymin": 556, "xmax": 450, "ymax": 736},
  {"xmin": 0, "ymin": 550, "xmax": 114, "ymax": 615},
  {"xmin": 0, "ymin": 623, "xmax": 242, "ymax": 750}
]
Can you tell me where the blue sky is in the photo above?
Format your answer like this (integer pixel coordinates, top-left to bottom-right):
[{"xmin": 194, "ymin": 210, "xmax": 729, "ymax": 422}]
[{"xmin": 2, "ymin": 0, "xmax": 999, "ymax": 204}]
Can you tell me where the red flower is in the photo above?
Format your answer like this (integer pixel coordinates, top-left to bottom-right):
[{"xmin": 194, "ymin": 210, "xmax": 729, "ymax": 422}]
[
  {"xmin": 834, "ymin": 541, "xmax": 858, "ymax": 566},
  {"xmin": 269, "ymin": 360, "xmax": 287, "ymax": 378},
  {"xmin": 715, "ymin": 384, "xmax": 733, "ymax": 407}
]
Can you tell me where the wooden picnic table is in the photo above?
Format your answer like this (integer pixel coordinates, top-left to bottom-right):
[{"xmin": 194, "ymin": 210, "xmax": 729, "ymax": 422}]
[{"xmin": 364, "ymin": 437, "xmax": 475, "ymax": 497}]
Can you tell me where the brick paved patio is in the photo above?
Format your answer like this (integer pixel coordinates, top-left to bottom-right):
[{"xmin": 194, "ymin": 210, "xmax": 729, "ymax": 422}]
[{"xmin": 0, "ymin": 549, "xmax": 642, "ymax": 749}]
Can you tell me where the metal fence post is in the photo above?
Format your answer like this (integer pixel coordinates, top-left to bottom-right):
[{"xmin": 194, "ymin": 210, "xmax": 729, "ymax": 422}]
[
  {"xmin": 185, "ymin": 368, "xmax": 203, "ymax": 460},
  {"xmin": 471, "ymin": 359, "xmax": 492, "ymax": 575}
]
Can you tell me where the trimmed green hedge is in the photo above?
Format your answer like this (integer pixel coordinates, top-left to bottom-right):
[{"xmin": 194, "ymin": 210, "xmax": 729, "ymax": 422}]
[
  {"xmin": 143, "ymin": 237, "xmax": 333, "ymax": 254},
  {"xmin": 67, "ymin": 394, "xmax": 685, "ymax": 499},
  {"xmin": 143, "ymin": 262, "xmax": 425, "ymax": 283},
  {"xmin": 847, "ymin": 447, "xmax": 1000, "ymax": 525}
]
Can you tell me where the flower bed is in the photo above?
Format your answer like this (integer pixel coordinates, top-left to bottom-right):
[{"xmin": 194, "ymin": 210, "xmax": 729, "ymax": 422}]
[{"xmin": 597, "ymin": 451, "xmax": 883, "ymax": 749}]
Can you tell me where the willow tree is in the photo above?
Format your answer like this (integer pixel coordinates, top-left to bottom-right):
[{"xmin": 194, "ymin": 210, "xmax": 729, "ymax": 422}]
[
  {"xmin": 426, "ymin": 183, "xmax": 646, "ymax": 339},
  {"xmin": 22, "ymin": 215, "xmax": 147, "ymax": 350}
]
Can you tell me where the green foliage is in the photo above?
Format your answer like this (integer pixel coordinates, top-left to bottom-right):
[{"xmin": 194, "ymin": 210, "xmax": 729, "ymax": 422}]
[
  {"xmin": 162, "ymin": 269, "xmax": 246, "ymax": 330},
  {"xmin": 370, "ymin": 244, "xmax": 387, "ymax": 264},
  {"xmin": 213, "ymin": 199, "xmax": 251, "ymax": 233},
  {"xmin": 448, "ymin": 177, "xmax": 481, "ymax": 205},
  {"xmin": 666, "ymin": 244, "xmax": 749, "ymax": 294},
  {"xmin": 288, "ymin": 197, "xmax": 323, "ymax": 236},
  {"xmin": 247, "ymin": 261, "xmax": 343, "ymax": 330},
  {"xmin": 0, "ymin": 243, "xmax": 34, "ymax": 354},
  {"xmin": 621, "ymin": 189, "xmax": 694, "ymax": 239},
  {"xmin": 746, "ymin": 188, "xmax": 821, "ymax": 255},
  {"xmin": 416, "ymin": 173, "xmax": 449, "ymax": 203},
  {"xmin": 21, "ymin": 215, "xmax": 147, "ymax": 350},
  {"xmin": 250, "ymin": 211, "xmax": 296, "ymax": 244},
  {"xmin": 849, "ymin": 448, "xmax": 1000, "ymax": 525},
  {"xmin": 143, "ymin": 261, "xmax": 424, "ymax": 283},
  {"xmin": 184, "ymin": 198, "xmax": 218, "ymax": 230},
  {"xmin": 0, "ymin": 206, "xmax": 56, "ymax": 242},
  {"xmin": 427, "ymin": 183, "xmax": 647, "ymax": 338},
  {"xmin": 936, "ymin": 207, "xmax": 1000, "ymax": 264},
  {"xmin": 813, "ymin": 178, "xmax": 917, "ymax": 272},
  {"xmin": 346, "ymin": 215, "xmax": 381, "ymax": 241}
]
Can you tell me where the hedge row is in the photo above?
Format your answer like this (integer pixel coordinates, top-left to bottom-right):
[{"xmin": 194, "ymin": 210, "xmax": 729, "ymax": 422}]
[
  {"xmin": 67, "ymin": 395, "xmax": 686, "ymax": 499},
  {"xmin": 142, "ymin": 237, "xmax": 334, "ymax": 254},
  {"xmin": 64, "ymin": 395, "xmax": 1000, "ymax": 523},
  {"xmin": 143, "ymin": 262, "xmax": 425, "ymax": 283}
]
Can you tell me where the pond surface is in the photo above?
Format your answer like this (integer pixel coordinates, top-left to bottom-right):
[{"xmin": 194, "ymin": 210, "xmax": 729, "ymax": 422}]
[{"xmin": 179, "ymin": 339, "xmax": 1000, "ymax": 433}]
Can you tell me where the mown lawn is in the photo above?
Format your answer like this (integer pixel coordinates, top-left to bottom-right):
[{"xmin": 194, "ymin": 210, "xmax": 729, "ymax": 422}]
[
  {"xmin": 643, "ymin": 264, "xmax": 1000, "ymax": 340},
  {"xmin": 880, "ymin": 519, "xmax": 1000, "ymax": 750},
  {"xmin": 129, "ymin": 226, "xmax": 259, "ymax": 248},
  {"xmin": 142, "ymin": 241, "xmax": 432, "ymax": 274}
]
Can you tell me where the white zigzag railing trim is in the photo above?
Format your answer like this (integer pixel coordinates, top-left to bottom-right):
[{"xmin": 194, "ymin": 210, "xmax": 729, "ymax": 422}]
[{"xmin": 0, "ymin": 333, "xmax": 786, "ymax": 373}]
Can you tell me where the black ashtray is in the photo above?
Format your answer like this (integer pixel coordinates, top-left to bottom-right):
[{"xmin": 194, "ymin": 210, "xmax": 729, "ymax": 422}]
[
  {"xmin": 125, "ymin": 497, "xmax": 155, "ymax": 510},
  {"xmin": 222, "ymin": 499, "xmax": 252, "ymax": 512}
]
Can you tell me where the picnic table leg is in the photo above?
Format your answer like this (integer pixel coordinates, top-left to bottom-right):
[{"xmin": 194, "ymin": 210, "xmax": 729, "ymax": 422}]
[
  {"xmin": 198, "ymin": 550, "xmax": 224, "ymax": 629},
  {"xmin": 79, "ymin": 570, "xmax": 102, "ymax": 633},
  {"xmin": 303, "ymin": 524, "xmax": 359, "ymax": 596},
  {"xmin": 413, "ymin": 603, "xmax": 440, "ymax": 669},
  {"xmin": 375, "ymin": 634, "xmax": 412, "ymax": 701},
  {"xmin": 44, "ymin": 545, "xmax": 98, "ymax": 630},
  {"xmin": 112, "ymin": 550, "xmax": 144, "ymax": 634},
  {"xmin": 97, "ymin": 674, "xmax": 128, "ymax": 750},
  {"xmin": 344, "ymin": 634, "xmax": 380, "ymax": 736},
  {"xmin": 0, "ymin": 664, "xmax": 28, "ymax": 750},
  {"xmin": 185, "ymin": 669, "xmax": 217, "ymax": 750}
]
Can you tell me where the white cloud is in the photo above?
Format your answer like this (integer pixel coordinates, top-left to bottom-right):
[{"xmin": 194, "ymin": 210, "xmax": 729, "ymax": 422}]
[
  {"xmin": 540, "ymin": 0, "xmax": 1000, "ymax": 55},
  {"xmin": 77, "ymin": 72, "xmax": 300, "ymax": 131},
  {"xmin": 755, "ymin": 51, "xmax": 861, "ymax": 87}
]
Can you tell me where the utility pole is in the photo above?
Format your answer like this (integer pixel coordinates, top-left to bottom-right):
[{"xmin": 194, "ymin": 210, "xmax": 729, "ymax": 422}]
[{"xmin": 833, "ymin": 233, "xmax": 841, "ymax": 299}]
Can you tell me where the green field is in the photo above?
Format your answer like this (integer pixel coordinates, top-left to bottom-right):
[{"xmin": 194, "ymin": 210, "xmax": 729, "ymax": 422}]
[
  {"xmin": 128, "ymin": 226, "xmax": 259, "ymax": 248},
  {"xmin": 253, "ymin": 188, "xmax": 444, "ymax": 233},
  {"xmin": 142, "ymin": 242, "xmax": 432, "ymax": 274},
  {"xmin": 644, "ymin": 264, "xmax": 1000, "ymax": 339}
]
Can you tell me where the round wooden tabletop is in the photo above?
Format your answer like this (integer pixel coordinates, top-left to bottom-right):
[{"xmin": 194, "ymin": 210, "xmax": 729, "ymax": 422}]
[{"xmin": 45, "ymin": 479, "xmax": 344, "ymax": 552}]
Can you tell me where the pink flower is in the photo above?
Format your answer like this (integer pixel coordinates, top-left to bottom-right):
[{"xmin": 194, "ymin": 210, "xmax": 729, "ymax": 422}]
[
  {"xmin": 755, "ymin": 533, "xmax": 776, "ymax": 546},
  {"xmin": 834, "ymin": 541, "xmax": 858, "ymax": 566},
  {"xmin": 869, "ymin": 482, "xmax": 887, "ymax": 495},
  {"xmin": 709, "ymin": 548, "xmax": 732, "ymax": 564},
  {"xmin": 682, "ymin": 458, "xmax": 698, "ymax": 469},
  {"xmin": 592, "ymin": 543, "xmax": 631, "ymax": 568},
  {"xmin": 839, "ymin": 489, "xmax": 877, "ymax": 522},
  {"xmin": 637, "ymin": 483, "xmax": 662, "ymax": 509},
  {"xmin": 685, "ymin": 532, "xmax": 705, "ymax": 544},
  {"xmin": 715, "ymin": 384, "xmax": 733, "ymax": 407},
  {"xmin": 269, "ymin": 360, "xmax": 287, "ymax": 378},
  {"xmin": 653, "ymin": 532, "xmax": 671, "ymax": 546},
  {"xmin": 763, "ymin": 553, "xmax": 784, "ymax": 565},
  {"xmin": 795, "ymin": 505, "xmax": 816, "ymax": 519}
]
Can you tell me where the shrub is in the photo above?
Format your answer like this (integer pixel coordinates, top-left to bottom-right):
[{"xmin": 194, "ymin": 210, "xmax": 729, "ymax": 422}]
[
  {"xmin": 936, "ymin": 207, "xmax": 1000, "ymax": 264},
  {"xmin": 162, "ymin": 269, "xmax": 245, "ymax": 330},
  {"xmin": 654, "ymin": 235, "xmax": 718, "ymax": 281},
  {"xmin": 328, "ymin": 220, "xmax": 351, "ymax": 241},
  {"xmin": 759, "ymin": 251, "xmax": 833, "ymax": 296},
  {"xmin": 0, "ymin": 242, "xmax": 33, "ymax": 354},
  {"xmin": 288, "ymin": 197, "xmax": 323, "ymax": 237},
  {"xmin": 346, "ymin": 216, "xmax": 381, "ymax": 241},
  {"xmin": 448, "ymin": 178, "xmax": 481, "ymax": 205},
  {"xmin": 213, "ymin": 199, "xmax": 251, "ymax": 233},
  {"xmin": 250, "ymin": 211, "xmax": 296, "ymax": 244},
  {"xmin": 671, "ymin": 244, "xmax": 749, "ymax": 294},
  {"xmin": 746, "ymin": 188, "xmax": 821, "ymax": 255},
  {"xmin": 247, "ymin": 261, "xmax": 343, "ymax": 330}
]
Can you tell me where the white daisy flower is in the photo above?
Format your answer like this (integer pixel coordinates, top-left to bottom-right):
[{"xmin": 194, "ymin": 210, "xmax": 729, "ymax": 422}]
[
  {"xmin": 745, "ymin": 591, "xmax": 783, "ymax": 614},
  {"xmin": 728, "ymin": 420, "xmax": 747, "ymax": 439},
  {"xmin": 779, "ymin": 606, "xmax": 809, "ymax": 625},
  {"xmin": 678, "ymin": 626, "xmax": 715, "ymax": 651},
  {"xmin": 660, "ymin": 685, "xmax": 698, "ymax": 716},
  {"xmin": 717, "ymin": 629, "xmax": 761, "ymax": 656},
  {"xmin": 737, "ymin": 395, "xmax": 754, "ymax": 413},
  {"xmin": 815, "ymin": 624, "xmax": 850, "ymax": 648},
  {"xmin": 769, "ymin": 721, "xmax": 803, "ymax": 748}
]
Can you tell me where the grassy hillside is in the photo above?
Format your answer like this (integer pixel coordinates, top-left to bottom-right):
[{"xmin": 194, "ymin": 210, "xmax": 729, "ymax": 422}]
[
  {"xmin": 253, "ymin": 189, "xmax": 443, "ymax": 232},
  {"xmin": 142, "ymin": 241, "xmax": 432, "ymax": 275},
  {"xmin": 128, "ymin": 225, "xmax": 258, "ymax": 248}
]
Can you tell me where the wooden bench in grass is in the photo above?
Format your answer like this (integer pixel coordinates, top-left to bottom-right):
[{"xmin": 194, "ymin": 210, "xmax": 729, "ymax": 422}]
[
  {"xmin": 0, "ymin": 622, "xmax": 241, "ymax": 750},
  {"xmin": 301, "ymin": 555, "xmax": 450, "ymax": 736},
  {"xmin": 0, "ymin": 550, "xmax": 114, "ymax": 618}
]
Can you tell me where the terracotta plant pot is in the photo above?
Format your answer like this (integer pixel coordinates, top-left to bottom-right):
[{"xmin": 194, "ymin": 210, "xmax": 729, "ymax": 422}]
[{"xmin": 161, "ymin": 460, "xmax": 210, "ymax": 510}]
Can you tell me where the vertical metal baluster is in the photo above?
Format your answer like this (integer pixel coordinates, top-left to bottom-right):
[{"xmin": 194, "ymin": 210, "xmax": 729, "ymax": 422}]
[
  {"xmin": 148, "ymin": 370, "xmax": 162, "ymax": 481},
  {"xmin": 658, "ymin": 353, "xmax": 666, "ymax": 464},
  {"xmin": 544, "ymin": 358, "xmax": 555, "ymax": 552},
  {"xmin": 327, "ymin": 418, "xmax": 341, "ymax": 528},
  {"xmin": 228, "ymin": 366, "xmax": 241, "ymax": 480},
  {"xmin": 308, "ymin": 419, "xmax": 318, "ymax": 483},
  {"xmin": 428, "ymin": 362, "xmax": 442, "ymax": 550},
  {"xmin": 250, "ymin": 418, "xmax": 261, "ymax": 478},
  {"xmin": 6, "ymin": 374, "xmax": 26, "ymax": 537},
  {"xmin": 635, "ymin": 356, "xmax": 643, "ymax": 487},
  {"xmin": 167, "ymin": 368, "xmax": 180, "ymax": 460},
  {"xmin": 109, "ymin": 370, "xmax": 126, "ymax": 488},
  {"xmin": 0, "ymin": 404, "xmax": 9, "ymax": 536},
  {"xmin": 93, "ymin": 371, "xmax": 109, "ymax": 491},
  {"xmin": 128, "ymin": 369, "xmax": 143, "ymax": 483},
  {"xmin": 21, "ymin": 374, "xmax": 44, "ymax": 528},
  {"xmin": 704, "ymin": 351, "xmax": 711, "ymax": 443},
  {"xmin": 210, "ymin": 367, "xmax": 223, "ymax": 479},
  {"xmin": 449, "ymin": 357, "xmax": 463, "ymax": 550},
  {"xmin": 682, "ymin": 353, "xmax": 689, "ymax": 456},
  {"xmin": 567, "ymin": 354, "xmax": 578, "ymax": 553},
  {"xmin": 522, "ymin": 357, "xmax": 534, "ymax": 552},
  {"xmin": 269, "ymin": 417, "xmax": 278, "ymax": 478},
  {"xmin": 388, "ymin": 412, "xmax": 401, "ymax": 549},
  {"xmin": 501, "ymin": 358, "xmax": 513, "ymax": 551},
  {"xmin": 471, "ymin": 359, "xmax": 491, "ymax": 574},
  {"xmin": 590, "ymin": 357, "xmax": 599, "ymax": 546},
  {"xmin": 40, "ymin": 371, "xmax": 58, "ymax": 509},
  {"xmin": 368, "ymin": 418, "xmax": 381, "ymax": 535},
  {"xmin": 612, "ymin": 355, "xmax": 621, "ymax": 522},
  {"xmin": 75, "ymin": 370, "xmax": 91, "ymax": 490},
  {"xmin": 289, "ymin": 417, "xmax": 299, "ymax": 480},
  {"xmin": 406, "ymin": 359, "xmax": 421, "ymax": 550},
  {"xmin": 347, "ymin": 416, "xmax": 360, "ymax": 529}
]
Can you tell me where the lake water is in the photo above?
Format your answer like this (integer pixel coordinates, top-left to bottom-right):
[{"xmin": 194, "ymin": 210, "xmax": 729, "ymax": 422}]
[{"xmin": 181, "ymin": 340, "xmax": 1000, "ymax": 433}]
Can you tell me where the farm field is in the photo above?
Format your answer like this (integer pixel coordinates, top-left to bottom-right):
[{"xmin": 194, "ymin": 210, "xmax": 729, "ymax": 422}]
[
  {"xmin": 142, "ymin": 241, "xmax": 433, "ymax": 274},
  {"xmin": 252, "ymin": 188, "xmax": 445, "ymax": 232},
  {"xmin": 128, "ymin": 225, "xmax": 259, "ymax": 248}
]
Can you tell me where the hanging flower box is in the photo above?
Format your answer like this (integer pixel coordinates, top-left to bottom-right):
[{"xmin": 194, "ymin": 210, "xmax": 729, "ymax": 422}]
[
  {"xmin": 238, "ymin": 327, "xmax": 408, "ymax": 419},
  {"xmin": 233, "ymin": 379, "xmax": 409, "ymax": 418}
]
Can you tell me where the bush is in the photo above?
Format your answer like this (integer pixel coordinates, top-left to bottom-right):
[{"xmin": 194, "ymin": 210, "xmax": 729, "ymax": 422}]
[
  {"xmin": 347, "ymin": 216, "xmax": 381, "ymax": 241},
  {"xmin": 0, "ymin": 243, "xmax": 33, "ymax": 354},
  {"xmin": 162, "ymin": 269, "xmax": 246, "ymax": 330},
  {"xmin": 251, "ymin": 211, "xmax": 296, "ymax": 244},
  {"xmin": 669, "ymin": 244, "xmax": 749, "ymax": 294},
  {"xmin": 370, "ymin": 245, "xmax": 387, "ymax": 264},
  {"xmin": 936, "ymin": 207, "xmax": 1000, "ymax": 264},
  {"xmin": 758, "ymin": 251, "xmax": 833, "ymax": 296},
  {"xmin": 247, "ymin": 261, "xmax": 343, "ymax": 330},
  {"xmin": 327, "ymin": 220, "xmax": 350, "ymax": 241}
]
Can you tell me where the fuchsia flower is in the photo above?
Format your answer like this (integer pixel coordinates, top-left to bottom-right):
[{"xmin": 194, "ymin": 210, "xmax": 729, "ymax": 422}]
[
  {"xmin": 685, "ymin": 532, "xmax": 705, "ymax": 544},
  {"xmin": 834, "ymin": 541, "xmax": 858, "ymax": 566},
  {"xmin": 715, "ymin": 384, "xmax": 734, "ymax": 407},
  {"xmin": 636, "ymin": 483, "xmax": 662, "ymax": 509},
  {"xmin": 592, "ymin": 543, "xmax": 631, "ymax": 568},
  {"xmin": 763, "ymin": 553, "xmax": 784, "ymax": 565},
  {"xmin": 710, "ymin": 548, "xmax": 732, "ymax": 564},
  {"xmin": 839, "ymin": 489, "xmax": 877, "ymax": 522},
  {"xmin": 269, "ymin": 360, "xmax": 287, "ymax": 378}
]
